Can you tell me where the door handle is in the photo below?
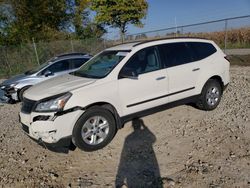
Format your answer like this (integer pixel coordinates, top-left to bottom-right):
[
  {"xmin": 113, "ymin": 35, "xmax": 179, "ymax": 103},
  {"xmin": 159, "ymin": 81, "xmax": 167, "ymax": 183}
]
[
  {"xmin": 192, "ymin": 68, "xmax": 200, "ymax": 72},
  {"xmin": 156, "ymin": 76, "xmax": 166, "ymax": 80}
]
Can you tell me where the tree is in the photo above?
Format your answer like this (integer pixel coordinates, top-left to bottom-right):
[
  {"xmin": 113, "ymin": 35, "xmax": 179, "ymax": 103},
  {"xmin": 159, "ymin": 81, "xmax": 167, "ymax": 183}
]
[
  {"xmin": 12, "ymin": 0, "xmax": 72, "ymax": 42},
  {"xmin": 91, "ymin": 0, "xmax": 148, "ymax": 42},
  {"xmin": 73, "ymin": 0, "xmax": 106, "ymax": 39},
  {"xmin": 0, "ymin": 0, "xmax": 107, "ymax": 45},
  {"xmin": 0, "ymin": 0, "xmax": 74, "ymax": 44},
  {"xmin": 73, "ymin": 0, "xmax": 90, "ymax": 36}
]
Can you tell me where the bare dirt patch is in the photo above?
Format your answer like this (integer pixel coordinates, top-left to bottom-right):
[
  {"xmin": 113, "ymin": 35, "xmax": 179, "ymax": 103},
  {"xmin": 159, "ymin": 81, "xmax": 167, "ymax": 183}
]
[{"xmin": 0, "ymin": 66, "xmax": 249, "ymax": 187}]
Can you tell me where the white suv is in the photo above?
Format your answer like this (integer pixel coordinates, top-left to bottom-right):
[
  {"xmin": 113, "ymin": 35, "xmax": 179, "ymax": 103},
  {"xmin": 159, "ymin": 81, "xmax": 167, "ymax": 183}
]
[{"xmin": 19, "ymin": 38, "xmax": 230, "ymax": 151}]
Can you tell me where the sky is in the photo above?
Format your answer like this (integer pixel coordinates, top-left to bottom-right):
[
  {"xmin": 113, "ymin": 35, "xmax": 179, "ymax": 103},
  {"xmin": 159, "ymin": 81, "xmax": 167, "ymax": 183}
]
[{"xmin": 105, "ymin": 0, "xmax": 250, "ymax": 39}]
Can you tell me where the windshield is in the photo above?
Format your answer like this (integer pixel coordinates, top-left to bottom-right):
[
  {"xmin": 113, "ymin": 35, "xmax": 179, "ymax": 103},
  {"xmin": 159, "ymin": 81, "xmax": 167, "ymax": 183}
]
[{"xmin": 72, "ymin": 50, "xmax": 129, "ymax": 78}]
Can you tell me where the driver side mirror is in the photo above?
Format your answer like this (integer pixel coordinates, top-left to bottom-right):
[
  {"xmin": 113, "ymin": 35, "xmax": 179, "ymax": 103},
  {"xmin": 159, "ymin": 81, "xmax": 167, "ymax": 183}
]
[
  {"xmin": 43, "ymin": 70, "xmax": 54, "ymax": 77},
  {"xmin": 119, "ymin": 68, "xmax": 138, "ymax": 80}
]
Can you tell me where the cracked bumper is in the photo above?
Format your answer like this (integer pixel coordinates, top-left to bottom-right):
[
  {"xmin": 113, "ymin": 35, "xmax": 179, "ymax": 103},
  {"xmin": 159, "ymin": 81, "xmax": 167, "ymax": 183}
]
[
  {"xmin": 19, "ymin": 109, "xmax": 83, "ymax": 148},
  {"xmin": 0, "ymin": 86, "xmax": 18, "ymax": 101}
]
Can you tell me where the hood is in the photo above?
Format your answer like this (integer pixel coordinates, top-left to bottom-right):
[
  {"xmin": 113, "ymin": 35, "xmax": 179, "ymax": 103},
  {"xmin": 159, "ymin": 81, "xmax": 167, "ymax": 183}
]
[
  {"xmin": 1, "ymin": 74, "xmax": 28, "ymax": 86},
  {"xmin": 24, "ymin": 74, "xmax": 96, "ymax": 101}
]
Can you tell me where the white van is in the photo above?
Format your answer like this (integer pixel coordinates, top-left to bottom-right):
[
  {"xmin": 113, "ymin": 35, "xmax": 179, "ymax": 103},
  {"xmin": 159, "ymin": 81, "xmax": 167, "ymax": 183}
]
[{"xmin": 19, "ymin": 38, "xmax": 230, "ymax": 151}]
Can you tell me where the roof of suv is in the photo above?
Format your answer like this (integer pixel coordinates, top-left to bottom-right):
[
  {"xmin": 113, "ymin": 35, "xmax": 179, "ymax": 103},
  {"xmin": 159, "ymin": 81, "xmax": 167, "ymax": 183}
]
[
  {"xmin": 50, "ymin": 52, "xmax": 92, "ymax": 62},
  {"xmin": 107, "ymin": 37, "xmax": 213, "ymax": 51}
]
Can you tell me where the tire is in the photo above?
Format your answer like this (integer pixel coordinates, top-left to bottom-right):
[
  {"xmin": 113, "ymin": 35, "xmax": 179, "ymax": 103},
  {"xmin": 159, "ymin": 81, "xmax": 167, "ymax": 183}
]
[
  {"xmin": 196, "ymin": 79, "xmax": 222, "ymax": 111},
  {"xmin": 18, "ymin": 86, "xmax": 31, "ymax": 102},
  {"xmin": 72, "ymin": 106, "xmax": 117, "ymax": 151}
]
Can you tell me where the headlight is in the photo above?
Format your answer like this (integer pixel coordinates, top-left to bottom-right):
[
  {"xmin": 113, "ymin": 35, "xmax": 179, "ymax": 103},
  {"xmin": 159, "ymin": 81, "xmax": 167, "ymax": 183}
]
[
  {"xmin": 35, "ymin": 93, "xmax": 72, "ymax": 112},
  {"xmin": 10, "ymin": 83, "xmax": 18, "ymax": 87}
]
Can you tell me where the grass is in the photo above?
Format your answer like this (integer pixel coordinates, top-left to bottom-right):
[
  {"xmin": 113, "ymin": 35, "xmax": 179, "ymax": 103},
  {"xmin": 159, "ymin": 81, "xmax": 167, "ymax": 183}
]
[{"xmin": 228, "ymin": 55, "xmax": 250, "ymax": 66}]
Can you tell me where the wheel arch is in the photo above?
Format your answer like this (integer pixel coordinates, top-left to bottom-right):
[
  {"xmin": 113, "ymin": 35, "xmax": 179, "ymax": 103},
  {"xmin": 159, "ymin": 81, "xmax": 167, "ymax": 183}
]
[
  {"xmin": 84, "ymin": 102, "xmax": 123, "ymax": 129},
  {"xmin": 17, "ymin": 85, "xmax": 33, "ymax": 101},
  {"xmin": 207, "ymin": 75, "xmax": 224, "ymax": 92}
]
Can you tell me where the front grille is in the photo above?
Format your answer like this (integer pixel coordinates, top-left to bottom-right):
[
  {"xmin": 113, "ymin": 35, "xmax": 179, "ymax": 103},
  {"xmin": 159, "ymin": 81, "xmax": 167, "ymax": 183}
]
[
  {"xmin": 21, "ymin": 124, "xmax": 29, "ymax": 134},
  {"xmin": 21, "ymin": 98, "xmax": 36, "ymax": 114}
]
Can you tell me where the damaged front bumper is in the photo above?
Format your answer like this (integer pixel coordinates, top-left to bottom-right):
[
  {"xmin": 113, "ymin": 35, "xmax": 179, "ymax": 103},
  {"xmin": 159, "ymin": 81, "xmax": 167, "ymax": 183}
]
[
  {"xmin": 0, "ymin": 85, "xmax": 19, "ymax": 102},
  {"xmin": 19, "ymin": 108, "xmax": 83, "ymax": 148}
]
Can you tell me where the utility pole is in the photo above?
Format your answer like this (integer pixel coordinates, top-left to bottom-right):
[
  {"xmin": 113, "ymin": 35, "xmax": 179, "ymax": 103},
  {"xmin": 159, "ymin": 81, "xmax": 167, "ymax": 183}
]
[
  {"xmin": 175, "ymin": 17, "xmax": 178, "ymax": 37},
  {"xmin": 224, "ymin": 19, "xmax": 228, "ymax": 52}
]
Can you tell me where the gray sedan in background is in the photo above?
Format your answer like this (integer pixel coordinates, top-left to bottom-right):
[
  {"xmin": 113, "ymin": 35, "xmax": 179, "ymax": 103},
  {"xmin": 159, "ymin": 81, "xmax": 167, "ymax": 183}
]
[{"xmin": 0, "ymin": 53, "xmax": 92, "ymax": 103}]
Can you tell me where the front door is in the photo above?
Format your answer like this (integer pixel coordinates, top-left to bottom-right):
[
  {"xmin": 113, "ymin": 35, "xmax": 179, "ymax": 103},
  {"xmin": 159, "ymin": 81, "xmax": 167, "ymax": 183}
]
[{"xmin": 118, "ymin": 46, "xmax": 168, "ymax": 116}]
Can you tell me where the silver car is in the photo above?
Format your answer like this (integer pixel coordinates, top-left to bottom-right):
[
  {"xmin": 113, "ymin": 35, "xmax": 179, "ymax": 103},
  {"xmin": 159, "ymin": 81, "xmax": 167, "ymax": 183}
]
[{"xmin": 0, "ymin": 53, "xmax": 91, "ymax": 103}]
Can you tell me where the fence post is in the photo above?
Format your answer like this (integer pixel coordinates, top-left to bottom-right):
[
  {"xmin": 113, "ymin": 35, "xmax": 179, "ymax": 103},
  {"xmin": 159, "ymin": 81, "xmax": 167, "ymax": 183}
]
[
  {"xmin": 2, "ymin": 47, "xmax": 12, "ymax": 76},
  {"xmin": 103, "ymin": 38, "xmax": 106, "ymax": 49},
  {"xmin": 32, "ymin": 38, "xmax": 40, "ymax": 65},
  {"xmin": 70, "ymin": 39, "xmax": 74, "ymax": 52},
  {"xmin": 224, "ymin": 19, "xmax": 228, "ymax": 52}
]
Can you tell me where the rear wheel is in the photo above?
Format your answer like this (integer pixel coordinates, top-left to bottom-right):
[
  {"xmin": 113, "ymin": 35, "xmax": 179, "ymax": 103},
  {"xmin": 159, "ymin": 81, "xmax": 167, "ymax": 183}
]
[
  {"xmin": 196, "ymin": 79, "xmax": 222, "ymax": 111},
  {"xmin": 72, "ymin": 107, "xmax": 117, "ymax": 151}
]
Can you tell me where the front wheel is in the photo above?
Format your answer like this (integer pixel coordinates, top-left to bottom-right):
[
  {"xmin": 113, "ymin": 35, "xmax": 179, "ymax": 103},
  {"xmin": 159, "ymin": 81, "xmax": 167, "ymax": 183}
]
[
  {"xmin": 72, "ymin": 107, "xmax": 117, "ymax": 151},
  {"xmin": 196, "ymin": 79, "xmax": 222, "ymax": 111}
]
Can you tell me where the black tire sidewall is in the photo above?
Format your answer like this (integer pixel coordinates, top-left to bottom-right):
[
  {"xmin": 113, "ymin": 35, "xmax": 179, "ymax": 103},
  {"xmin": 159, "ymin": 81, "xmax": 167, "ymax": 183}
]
[
  {"xmin": 201, "ymin": 80, "xmax": 222, "ymax": 110},
  {"xmin": 72, "ymin": 107, "xmax": 117, "ymax": 151}
]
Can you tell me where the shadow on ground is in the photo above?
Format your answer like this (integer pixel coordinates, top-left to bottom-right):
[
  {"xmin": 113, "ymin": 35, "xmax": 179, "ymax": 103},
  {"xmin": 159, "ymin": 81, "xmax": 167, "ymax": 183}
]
[{"xmin": 115, "ymin": 119, "xmax": 162, "ymax": 188}]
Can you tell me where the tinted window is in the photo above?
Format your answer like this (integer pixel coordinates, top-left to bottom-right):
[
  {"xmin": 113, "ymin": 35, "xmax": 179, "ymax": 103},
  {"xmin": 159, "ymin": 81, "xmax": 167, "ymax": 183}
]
[
  {"xmin": 70, "ymin": 58, "xmax": 89, "ymax": 69},
  {"xmin": 44, "ymin": 60, "xmax": 70, "ymax": 73},
  {"xmin": 121, "ymin": 47, "xmax": 160, "ymax": 75},
  {"xmin": 159, "ymin": 42, "xmax": 193, "ymax": 68},
  {"xmin": 188, "ymin": 42, "xmax": 217, "ymax": 61}
]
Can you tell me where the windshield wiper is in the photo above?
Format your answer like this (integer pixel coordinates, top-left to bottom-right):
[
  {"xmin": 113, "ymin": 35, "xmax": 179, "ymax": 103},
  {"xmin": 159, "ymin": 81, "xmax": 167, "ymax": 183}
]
[{"xmin": 71, "ymin": 72, "xmax": 102, "ymax": 79}]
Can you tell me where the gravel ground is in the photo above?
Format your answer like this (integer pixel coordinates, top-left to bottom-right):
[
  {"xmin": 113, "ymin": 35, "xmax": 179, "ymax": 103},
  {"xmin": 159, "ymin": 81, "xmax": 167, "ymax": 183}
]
[{"xmin": 0, "ymin": 66, "xmax": 249, "ymax": 188}]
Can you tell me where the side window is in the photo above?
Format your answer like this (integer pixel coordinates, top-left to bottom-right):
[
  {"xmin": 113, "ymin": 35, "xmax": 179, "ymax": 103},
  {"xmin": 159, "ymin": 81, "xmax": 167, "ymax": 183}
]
[
  {"xmin": 44, "ymin": 60, "xmax": 70, "ymax": 73},
  {"xmin": 121, "ymin": 47, "xmax": 160, "ymax": 75},
  {"xmin": 159, "ymin": 42, "xmax": 193, "ymax": 68},
  {"xmin": 70, "ymin": 58, "xmax": 89, "ymax": 69},
  {"xmin": 188, "ymin": 42, "xmax": 217, "ymax": 61}
]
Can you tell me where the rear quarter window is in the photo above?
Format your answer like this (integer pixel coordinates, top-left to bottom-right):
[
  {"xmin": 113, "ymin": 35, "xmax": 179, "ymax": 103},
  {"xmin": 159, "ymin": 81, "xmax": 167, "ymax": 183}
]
[{"xmin": 188, "ymin": 42, "xmax": 217, "ymax": 61}]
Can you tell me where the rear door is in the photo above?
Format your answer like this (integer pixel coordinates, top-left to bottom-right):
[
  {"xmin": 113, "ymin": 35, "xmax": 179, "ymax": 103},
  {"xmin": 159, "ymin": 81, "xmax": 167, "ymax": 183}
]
[
  {"xmin": 158, "ymin": 42, "xmax": 201, "ymax": 102},
  {"xmin": 118, "ymin": 46, "xmax": 169, "ymax": 116}
]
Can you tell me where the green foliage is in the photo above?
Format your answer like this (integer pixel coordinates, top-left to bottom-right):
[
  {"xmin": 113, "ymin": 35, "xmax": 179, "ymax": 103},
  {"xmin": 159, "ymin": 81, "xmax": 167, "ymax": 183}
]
[
  {"xmin": 0, "ymin": 38, "xmax": 107, "ymax": 78},
  {"xmin": 0, "ymin": 0, "xmax": 106, "ymax": 45},
  {"xmin": 91, "ymin": 0, "xmax": 148, "ymax": 40},
  {"xmin": 73, "ymin": 0, "xmax": 106, "ymax": 39},
  {"xmin": 0, "ymin": 0, "xmax": 73, "ymax": 44}
]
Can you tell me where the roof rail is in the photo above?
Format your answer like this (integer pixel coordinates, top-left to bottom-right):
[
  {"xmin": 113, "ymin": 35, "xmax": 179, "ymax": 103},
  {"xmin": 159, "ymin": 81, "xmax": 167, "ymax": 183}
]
[
  {"xmin": 110, "ymin": 40, "xmax": 141, "ymax": 48},
  {"xmin": 132, "ymin": 36, "xmax": 209, "ymax": 47},
  {"xmin": 56, "ymin": 52, "xmax": 88, "ymax": 57}
]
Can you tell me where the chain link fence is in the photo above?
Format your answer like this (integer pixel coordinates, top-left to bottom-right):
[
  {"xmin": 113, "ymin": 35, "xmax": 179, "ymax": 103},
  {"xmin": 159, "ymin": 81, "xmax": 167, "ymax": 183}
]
[
  {"xmin": 0, "ymin": 15, "xmax": 250, "ymax": 78},
  {"xmin": 125, "ymin": 15, "xmax": 250, "ymax": 50},
  {"xmin": 0, "ymin": 38, "xmax": 111, "ymax": 78}
]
